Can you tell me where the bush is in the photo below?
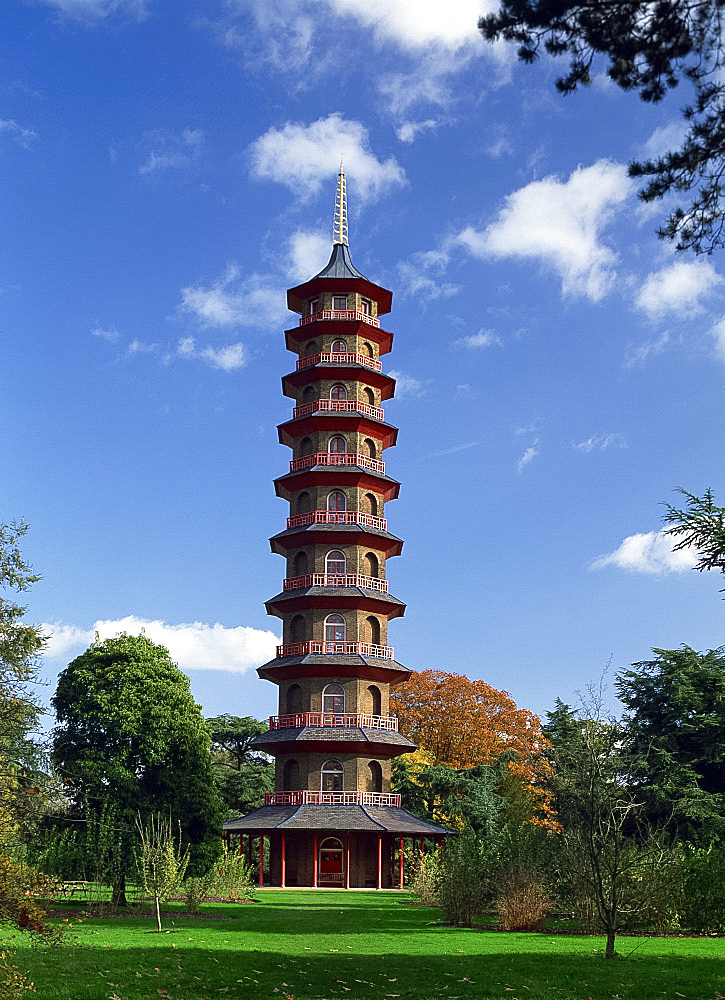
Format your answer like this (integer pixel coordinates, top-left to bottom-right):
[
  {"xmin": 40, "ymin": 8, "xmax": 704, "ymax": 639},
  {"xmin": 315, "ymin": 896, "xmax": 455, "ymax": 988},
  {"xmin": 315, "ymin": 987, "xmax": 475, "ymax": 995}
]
[
  {"xmin": 411, "ymin": 851, "xmax": 442, "ymax": 906},
  {"xmin": 438, "ymin": 832, "xmax": 489, "ymax": 927},
  {"xmin": 0, "ymin": 951, "xmax": 31, "ymax": 1000},
  {"xmin": 208, "ymin": 845, "xmax": 256, "ymax": 901},
  {"xmin": 184, "ymin": 870, "xmax": 215, "ymax": 913},
  {"xmin": 496, "ymin": 869, "xmax": 549, "ymax": 931},
  {"xmin": 675, "ymin": 844, "xmax": 725, "ymax": 933}
]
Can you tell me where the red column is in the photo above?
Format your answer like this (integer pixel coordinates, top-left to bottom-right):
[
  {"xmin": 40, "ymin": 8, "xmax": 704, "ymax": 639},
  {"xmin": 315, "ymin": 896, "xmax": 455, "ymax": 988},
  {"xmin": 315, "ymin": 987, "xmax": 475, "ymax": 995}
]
[
  {"xmin": 258, "ymin": 835, "xmax": 264, "ymax": 888},
  {"xmin": 377, "ymin": 834, "xmax": 382, "ymax": 890},
  {"xmin": 398, "ymin": 836, "xmax": 404, "ymax": 889},
  {"xmin": 281, "ymin": 832, "xmax": 286, "ymax": 888},
  {"xmin": 345, "ymin": 833, "xmax": 351, "ymax": 889},
  {"xmin": 420, "ymin": 836, "xmax": 425, "ymax": 858},
  {"xmin": 246, "ymin": 836, "xmax": 251, "ymax": 867},
  {"xmin": 313, "ymin": 831, "xmax": 318, "ymax": 888}
]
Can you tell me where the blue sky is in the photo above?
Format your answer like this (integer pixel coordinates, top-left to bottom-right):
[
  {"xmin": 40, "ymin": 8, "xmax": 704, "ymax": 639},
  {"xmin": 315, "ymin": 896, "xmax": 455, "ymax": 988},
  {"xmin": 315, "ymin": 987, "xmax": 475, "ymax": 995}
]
[{"xmin": 3, "ymin": 0, "xmax": 723, "ymax": 728}]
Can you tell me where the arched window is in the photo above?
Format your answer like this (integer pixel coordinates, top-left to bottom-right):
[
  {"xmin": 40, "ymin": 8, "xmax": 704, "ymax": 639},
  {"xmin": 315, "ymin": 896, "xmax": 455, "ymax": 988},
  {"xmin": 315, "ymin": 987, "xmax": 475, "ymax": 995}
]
[
  {"xmin": 286, "ymin": 683, "xmax": 304, "ymax": 714},
  {"xmin": 299, "ymin": 437, "xmax": 314, "ymax": 457},
  {"xmin": 304, "ymin": 340, "xmax": 317, "ymax": 354},
  {"xmin": 364, "ymin": 552, "xmax": 379, "ymax": 578},
  {"xmin": 321, "ymin": 759, "xmax": 344, "ymax": 792},
  {"xmin": 331, "ymin": 338, "xmax": 347, "ymax": 353},
  {"xmin": 364, "ymin": 492, "xmax": 378, "ymax": 516},
  {"xmin": 330, "ymin": 383, "xmax": 347, "ymax": 401},
  {"xmin": 363, "ymin": 387, "xmax": 375, "ymax": 407},
  {"xmin": 327, "ymin": 491, "xmax": 347, "ymax": 517},
  {"xmin": 283, "ymin": 759, "xmax": 301, "ymax": 791},
  {"xmin": 290, "ymin": 617, "xmax": 305, "ymax": 643},
  {"xmin": 363, "ymin": 438, "xmax": 377, "ymax": 458},
  {"xmin": 328, "ymin": 435, "xmax": 347, "ymax": 454},
  {"xmin": 324, "ymin": 614, "xmax": 346, "ymax": 643},
  {"xmin": 367, "ymin": 684, "xmax": 382, "ymax": 715},
  {"xmin": 367, "ymin": 760, "xmax": 382, "ymax": 793},
  {"xmin": 322, "ymin": 683, "xmax": 345, "ymax": 715},
  {"xmin": 362, "ymin": 341, "xmax": 374, "ymax": 358},
  {"xmin": 365, "ymin": 617, "xmax": 381, "ymax": 646},
  {"xmin": 296, "ymin": 492, "xmax": 312, "ymax": 514},
  {"xmin": 325, "ymin": 549, "xmax": 346, "ymax": 575},
  {"xmin": 302, "ymin": 384, "xmax": 316, "ymax": 402},
  {"xmin": 293, "ymin": 551, "xmax": 308, "ymax": 577}
]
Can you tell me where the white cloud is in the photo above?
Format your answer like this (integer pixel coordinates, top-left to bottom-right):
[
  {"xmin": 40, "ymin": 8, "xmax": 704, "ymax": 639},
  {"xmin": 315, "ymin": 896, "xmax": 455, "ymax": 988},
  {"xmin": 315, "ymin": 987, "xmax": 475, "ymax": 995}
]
[
  {"xmin": 624, "ymin": 331, "xmax": 671, "ymax": 367},
  {"xmin": 635, "ymin": 259, "xmax": 724, "ymax": 319},
  {"xmin": 91, "ymin": 325, "xmax": 121, "ymax": 343},
  {"xmin": 127, "ymin": 338, "xmax": 159, "ymax": 355},
  {"xmin": 430, "ymin": 440, "xmax": 480, "ymax": 457},
  {"xmin": 517, "ymin": 444, "xmax": 539, "ymax": 474},
  {"xmin": 397, "ymin": 248, "xmax": 460, "ymax": 300},
  {"xmin": 640, "ymin": 120, "xmax": 688, "ymax": 160},
  {"xmin": 590, "ymin": 530, "xmax": 698, "ymax": 574},
  {"xmin": 175, "ymin": 337, "xmax": 247, "ymax": 372},
  {"xmin": 249, "ymin": 113, "xmax": 406, "ymax": 202},
  {"xmin": 329, "ymin": 0, "xmax": 490, "ymax": 52},
  {"xmin": 180, "ymin": 263, "xmax": 288, "ymax": 331},
  {"xmin": 388, "ymin": 369, "xmax": 429, "ymax": 398},
  {"xmin": 42, "ymin": 616, "xmax": 279, "ymax": 673},
  {"xmin": 710, "ymin": 316, "xmax": 725, "ymax": 362},
  {"xmin": 0, "ymin": 119, "xmax": 37, "ymax": 147},
  {"xmin": 458, "ymin": 160, "xmax": 632, "ymax": 301},
  {"xmin": 138, "ymin": 128, "xmax": 204, "ymax": 175},
  {"xmin": 286, "ymin": 229, "xmax": 331, "ymax": 281},
  {"xmin": 395, "ymin": 119, "xmax": 439, "ymax": 143},
  {"xmin": 39, "ymin": 0, "xmax": 150, "ymax": 22},
  {"xmin": 573, "ymin": 433, "xmax": 627, "ymax": 453},
  {"xmin": 455, "ymin": 329, "xmax": 502, "ymax": 349}
]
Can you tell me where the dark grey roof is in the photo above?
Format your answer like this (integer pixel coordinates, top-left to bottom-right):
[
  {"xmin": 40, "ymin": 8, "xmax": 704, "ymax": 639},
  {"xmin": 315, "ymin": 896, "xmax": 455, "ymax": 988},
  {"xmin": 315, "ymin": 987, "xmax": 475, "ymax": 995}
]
[
  {"xmin": 257, "ymin": 653, "xmax": 410, "ymax": 674},
  {"xmin": 270, "ymin": 523, "xmax": 403, "ymax": 545},
  {"xmin": 223, "ymin": 804, "xmax": 453, "ymax": 835},
  {"xmin": 266, "ymin": 587, "xmax": 405, "ymax": 609},
  {"xmin": 250, "ymin": 727, "xmax": 416, "ymax": 749},
  {"xmin": 314, "ymin": 243, "xmax": 367, "ymax": 281}
]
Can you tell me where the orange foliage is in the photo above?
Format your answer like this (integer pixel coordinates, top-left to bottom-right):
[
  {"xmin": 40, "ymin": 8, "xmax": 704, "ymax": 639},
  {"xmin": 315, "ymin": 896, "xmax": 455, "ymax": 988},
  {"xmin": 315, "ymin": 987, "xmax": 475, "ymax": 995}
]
[{"xmin": 391, "ymin": 669, "xmax": 557, "ymax": 826}]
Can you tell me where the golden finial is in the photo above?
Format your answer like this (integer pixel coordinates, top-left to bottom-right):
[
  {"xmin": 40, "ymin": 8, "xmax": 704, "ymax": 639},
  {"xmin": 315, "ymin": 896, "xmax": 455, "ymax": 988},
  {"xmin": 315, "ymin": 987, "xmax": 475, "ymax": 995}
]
[{"xmin": 333, "ymin": 160, "xmax": 348, "ymax": 246}]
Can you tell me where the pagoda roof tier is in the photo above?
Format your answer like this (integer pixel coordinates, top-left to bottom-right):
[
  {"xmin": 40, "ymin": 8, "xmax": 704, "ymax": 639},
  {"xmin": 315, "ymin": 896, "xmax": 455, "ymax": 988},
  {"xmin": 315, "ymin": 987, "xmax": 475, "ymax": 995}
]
[
  {"xmin": 274, "ymin": 467, "xmax": 400, "ymax": 503},
  {"xmin": 223, "ymin": 803, "xmax": 450, "ymax": 836},
  {"xmin": 257, "ymin": 653, "xmax": 411, "ymax": 686},
  {"xmin": 284, "ymin": 319, "xmax": 393, "ymax": 357},
  {"xmin": 265, "ymin": 586, "xmax": 406, "ymax": 619},
  {"xmin": 278, "ymin": 413, "xmax": 398, "ymax": 451},
  {"xmin": 286, "ymin": 243, "xmax": 393, "ymax": 316},
  {"xmin": 282, "ymin": 364, "xmax": 396, "ymax": 401},
  {"xmin": 250, "ymin": 725, "xmax": 416, "ymax": 757},
  {"xmin": 270, "ymin": 523, "xmax": 403, "ymax": 559}
]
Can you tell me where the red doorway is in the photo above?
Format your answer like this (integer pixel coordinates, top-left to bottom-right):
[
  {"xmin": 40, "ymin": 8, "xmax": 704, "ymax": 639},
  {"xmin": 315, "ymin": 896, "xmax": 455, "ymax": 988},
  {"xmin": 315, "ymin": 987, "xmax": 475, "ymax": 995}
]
[{"xmin": 319, "ymin": 837, "xmax": 344, "ymax": 886}]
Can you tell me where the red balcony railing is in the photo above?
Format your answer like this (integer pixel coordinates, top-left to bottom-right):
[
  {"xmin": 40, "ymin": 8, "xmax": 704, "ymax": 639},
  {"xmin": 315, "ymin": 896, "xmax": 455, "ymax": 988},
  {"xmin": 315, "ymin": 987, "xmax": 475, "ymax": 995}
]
[
  {"xmin": 275, "ymin": 640, "xmax": 394, "ymax": 659},
  {"xmin": 289, "ymin": 452, "xmax": 385, "ymax": 475},
  {"xmin": 292, "ymin": 398, "xmax": 384, "ymax": 421},
  {"xmin": 269, "ymin": 712, "xmax": 398, "ymax": 731},
  {"xmin": 296, "ymin": 351, "xmax": 382, "ymax": 373},
  {"xmin": 283, "ymin": 572, "xmax": 389, "ymax": 593},
  {"xmin": 264, "ymin": 790, "xmax": 401, "ymax": 807},
  {"xmin": 299, "ymin": 309, "xmax": 380, "ymax": 329},
  {"xmin": 286, "ymin": 510, "xmax": 387, "ymax": 531}
]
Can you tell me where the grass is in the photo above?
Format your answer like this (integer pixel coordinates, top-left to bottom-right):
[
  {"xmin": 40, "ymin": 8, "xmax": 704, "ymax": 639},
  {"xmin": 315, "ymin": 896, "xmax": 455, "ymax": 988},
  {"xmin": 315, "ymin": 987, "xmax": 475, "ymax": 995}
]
[{"xmin": 2, "ymin": 890, "xmax": 723, "ymax": 1000}]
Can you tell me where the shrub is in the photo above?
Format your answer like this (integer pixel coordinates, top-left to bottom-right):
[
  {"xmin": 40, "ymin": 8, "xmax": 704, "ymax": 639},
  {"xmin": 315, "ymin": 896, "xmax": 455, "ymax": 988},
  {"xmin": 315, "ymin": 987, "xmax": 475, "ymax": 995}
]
[
  {"xmin": 675, "ymin": 844, "xmax": 725, "ymax": 933},
  {"xmin": 0, "ymin": 951, "xmax": 31, "ymax": 1000},
  {"xmin": 496, "ymin": 869, "xmax": 549, "ymax": 931},
  {"xmin": 411, "ymin": 851, "xmax": 442, "ymax": 906},
  {"xmin": 208, "ymin": 845, "xmax": 256, "ymax": 901},
  {"xmin": 438, "ymin": 832, "xmax": 489, "ymax": 927},
  {"xmin": 184, "ymin": 870, "xmax": 215, "ymax": 913}
]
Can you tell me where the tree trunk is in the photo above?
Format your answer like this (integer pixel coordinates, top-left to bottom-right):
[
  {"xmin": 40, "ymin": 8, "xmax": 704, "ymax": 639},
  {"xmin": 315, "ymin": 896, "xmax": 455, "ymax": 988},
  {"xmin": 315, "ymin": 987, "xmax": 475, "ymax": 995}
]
[
  {"xmin": 111, "ymin": 872, "xmax": 127, "ymax": 908},
  {"xmin": 155, "ymin": 894, "xmax": 162, "ymax": 933},
  {"xmin": 605, "ymin": 927, "xmax": 616, "ymax": 959}
]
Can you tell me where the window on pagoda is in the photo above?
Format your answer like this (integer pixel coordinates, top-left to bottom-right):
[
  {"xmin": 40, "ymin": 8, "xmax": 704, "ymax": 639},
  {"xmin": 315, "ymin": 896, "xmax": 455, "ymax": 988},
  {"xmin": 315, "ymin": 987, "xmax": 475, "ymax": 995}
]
[
  {"xmin": 364, "ymin": 552, "xmax": 379, "ymax": 578},
  {"xmin": 330, "ymin": 383, "xmax": 347, "ymax": 401},
  {"xmin": 326, "ymin": 491, "xmax": 347, "ymax": 519},
  {"xmin": 363, "ymin": 438, "xmax": 377, "ymax": 458},
  {"xmin": 360, "ymin": 298, "xmax": 371, "ymax": 315},
  {"xmin": 363, "ymin": 386, "xmax": 375, "ymax": 407},
  {"xmin": 333, "ymin": 295, "xmax": 347, "ymax": 311},
  {"xmin": 309, "ymin": 299, "xmax": 319, "ymax": 316},
  {"xmin": 321, "ymin": 759, "xmax": 344, "ymax": 792},
  {"xmin": 365, "ymin": 617, "xmax": 381, "ymax": 646},
  {"xmin": 368, "ymin": 760, "xmax": 382, "ymax": 793},
  {"xmin": 322, "ymin": 683, "xmax": 345, "ymax": 715},
  {"xmin": 324, "ymin": 614, "xmax": 346, "ymax": 643},
  {"xmin": 331, "ymin": 338, "xmax": 347, "ymax": 353},
  {"xmin": 293, "ymin": 551, "xmax": 308, "ymax": 576},
  {"xmin": 325, "ymin": 549, "xmax": 346, "ymax": 575},
  {"xmin": 328, "ymin": 435, "xmax": 347, "ymax": 454}
]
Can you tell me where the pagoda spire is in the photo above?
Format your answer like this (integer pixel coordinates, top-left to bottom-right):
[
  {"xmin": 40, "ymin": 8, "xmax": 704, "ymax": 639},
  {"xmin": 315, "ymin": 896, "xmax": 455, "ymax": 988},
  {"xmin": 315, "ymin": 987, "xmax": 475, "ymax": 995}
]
[{"xmin": 333, "ymin": 160, "xmax": 348, "ymax": 246}]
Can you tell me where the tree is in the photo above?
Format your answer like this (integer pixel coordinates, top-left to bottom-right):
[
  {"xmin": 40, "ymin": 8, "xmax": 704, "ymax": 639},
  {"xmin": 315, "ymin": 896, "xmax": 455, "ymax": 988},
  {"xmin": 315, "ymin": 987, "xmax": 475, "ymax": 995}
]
[
  {"xmin": 663, "ymin": 487, "xmax": 725, "ymax": 588},
  {"xmin": 206, "ymin": 715, "xmax": 273, "ymax": 817},
  {"xmin": 390, "ymin": 669, "xmax": 555, "ymax": 824},
  {"xmin": 51, "ymin": 633, "xmax": 223, "ymax": 903},
  {"xmin": 616, "ymin": 645, "xmax": 725, "ymax": 841},
  {"xmin": 479, "ymin": 1, "xmax": 725, "ymax": 253},
  {"xmin": 134, "ymin": 813, "xmax": 189, "ymax": 932}
]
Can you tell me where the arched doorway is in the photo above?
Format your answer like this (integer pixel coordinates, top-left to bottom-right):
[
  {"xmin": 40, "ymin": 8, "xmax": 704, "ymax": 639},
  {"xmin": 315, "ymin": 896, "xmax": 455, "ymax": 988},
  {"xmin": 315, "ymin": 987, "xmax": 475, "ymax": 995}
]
[{"xmin": 319, "ymin": 837, "xmax": 344, "ymax": 886}]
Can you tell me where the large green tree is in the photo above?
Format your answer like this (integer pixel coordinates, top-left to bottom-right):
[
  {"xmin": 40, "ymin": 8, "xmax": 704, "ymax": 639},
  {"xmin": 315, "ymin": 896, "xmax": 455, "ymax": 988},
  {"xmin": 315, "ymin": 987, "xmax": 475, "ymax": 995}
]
[
  {"xmin": 664, "ymin": 487, "xmax": 725, "ymax": 588},
  {"xmin": 480, "ymin": 1, "xmax": 725, "ymax": 253},
  {"xmin": 206, "ymin": 714, "xmax": 273, "ymax": 818},
  {"xmin": 52, "ymin": 633, "xmax": 223, "ymax": 901},
  {"xmin": 616, "ymin": 645, "xmax": 725, "ymax": 841}
]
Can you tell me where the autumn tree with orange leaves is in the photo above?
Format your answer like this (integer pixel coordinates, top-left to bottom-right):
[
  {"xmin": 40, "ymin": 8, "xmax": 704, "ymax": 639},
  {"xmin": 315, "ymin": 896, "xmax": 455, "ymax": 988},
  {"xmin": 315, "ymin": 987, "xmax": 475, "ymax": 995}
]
[{"xmin": 390, "ymin": 669, "xmax": 556, "ymax": 826}]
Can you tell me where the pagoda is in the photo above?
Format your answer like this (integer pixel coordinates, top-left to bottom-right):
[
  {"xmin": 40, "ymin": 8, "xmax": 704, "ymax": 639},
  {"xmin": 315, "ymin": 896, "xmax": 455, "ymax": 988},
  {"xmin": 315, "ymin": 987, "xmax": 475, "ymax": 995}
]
[{"xmin": 223, "ymin": 166, "xmax": 450, "ymax": 888}]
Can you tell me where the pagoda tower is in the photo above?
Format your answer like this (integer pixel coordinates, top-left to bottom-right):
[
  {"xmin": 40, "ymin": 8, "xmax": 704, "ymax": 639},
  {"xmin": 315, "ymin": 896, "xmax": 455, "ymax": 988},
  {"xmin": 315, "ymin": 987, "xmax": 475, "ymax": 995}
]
[{"xmin": 223, "ymin": 166, "xmax": 450, "ymax": 888}]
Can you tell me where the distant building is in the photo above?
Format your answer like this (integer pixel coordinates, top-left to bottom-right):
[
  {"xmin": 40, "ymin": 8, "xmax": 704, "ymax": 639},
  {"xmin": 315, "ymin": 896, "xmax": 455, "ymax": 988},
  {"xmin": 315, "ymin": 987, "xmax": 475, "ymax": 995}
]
[{"xmin": 223, "ymin": 166, "xmax": 451, "ymax": 888}]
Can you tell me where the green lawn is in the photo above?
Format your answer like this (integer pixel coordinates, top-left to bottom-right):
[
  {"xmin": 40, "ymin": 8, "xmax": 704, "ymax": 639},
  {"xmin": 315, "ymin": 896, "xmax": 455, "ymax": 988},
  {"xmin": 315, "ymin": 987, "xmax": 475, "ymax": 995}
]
[{"xmin": 3, "ymin": 890, "xmax": 722, "ymax": 1000}]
